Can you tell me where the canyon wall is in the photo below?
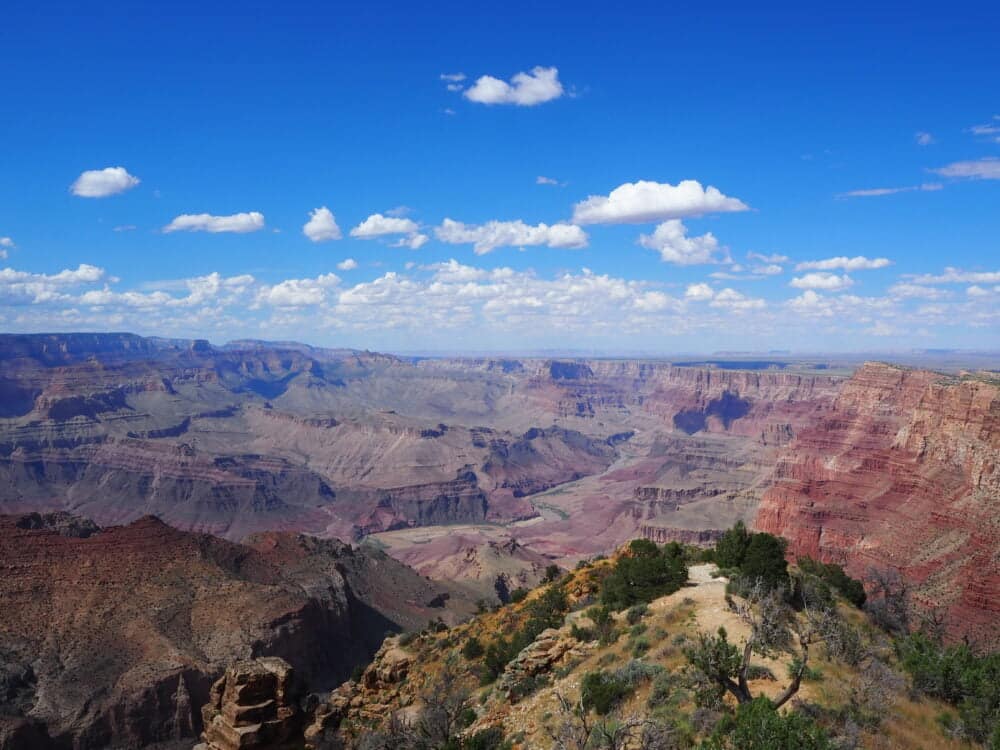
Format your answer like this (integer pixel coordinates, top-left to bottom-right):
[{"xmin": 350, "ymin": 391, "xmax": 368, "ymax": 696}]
[{"xmin": 755, "ymin": 363, "xmax": 1000, "ymax": 645}]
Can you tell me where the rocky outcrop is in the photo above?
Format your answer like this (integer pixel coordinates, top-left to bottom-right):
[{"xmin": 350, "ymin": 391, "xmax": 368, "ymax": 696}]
[
  {"xmin": 495, "ymin": 628, "xmax": 591, "ymax": 700},
  {"xmin": 639, "ymin": 525, "xmax": 724, "ymax": 545},
  {"xmin": 196, "ymin": 658, "xmax": 303, "ymax": 750},
  {"xmin": 0, "ymin": 513, "xmax": 469, "ymax": 748},
  {"xmin": 755, "ymin": 363, "xmax": 1000, "ymax": 645}
]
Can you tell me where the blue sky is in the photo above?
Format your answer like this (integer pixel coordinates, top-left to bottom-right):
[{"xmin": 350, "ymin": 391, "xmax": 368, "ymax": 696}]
[{"xmin": 1, "ymin": 0, "xmax": 998, "ymax": 352}]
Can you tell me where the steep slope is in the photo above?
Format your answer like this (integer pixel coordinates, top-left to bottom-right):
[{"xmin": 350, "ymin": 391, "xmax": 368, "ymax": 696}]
[
  {"xmin": 755, "ymin": 363, "xmax": 1000, "ymax": 645},
  {"xmin": 0, "ymin": 512, "xmax": 470, "ymax": 749}
]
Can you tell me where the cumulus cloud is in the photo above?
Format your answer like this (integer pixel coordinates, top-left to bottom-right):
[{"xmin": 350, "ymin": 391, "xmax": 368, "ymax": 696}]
[
  {"xmin": 0, "ymin": 264, "xmax": 107, "ymax": 305},
  {"xmin": 435, "ymin": 218, "xmax": 587, "ymax": 254},
  {"xmin": 350, "ymin": 214, "xmax": 420, "ymax": 238},
  {"xmin": 931, "ymin": 158, "xmax": 1000, "ymax": 180},
  {"xmin": 391, "ymin": 233, "xmax": 429, "ymax": 250},
  {"xmin": 790, "ymin": 272, "xmax": 854, "ymax": 290},
  {"xmin": 795, "ymin": 256, "xmax": 891, "ymax": 272},
  {"xmin": 709, "ymin": 288, "xmax": 766, "ymax": 311},
  {"xmin": 0, "ymin": 237, "xmax": 12, "ymax": 260},
  {"xmin": 303, "ymin": 207, "xmax": 341, "ymax": 242},
  {"xmin": 572, "ymin": 180, "xmax": 749, "ymax": 225},
  {"xmin": 915, "ymin": 131, "xmax": 935, "ymax": 146},
  {"xmin": 256, "ymin": 273, "xmax": 340, "ymax": 307},
  {"xmin": 638, "ymin": 220, "xmax": 722, "ymax": 265},
  {"xmin": 70, "ymin": 166, "xmax": 140, "ymax": 198},
  {"xmin": 463, "ymin": 66, "xmax": 563, "ymax": 106},
  {"xmin": 164, "ymin": 211, "xmax": 265, "ymax": 234},
  {"xmin": 684, "ymin": 283, "xmax": 715, "ymax": 301},
  {"xmin": 839, "ymin": 183, "xmax": 942, "ymax": 198},
  {"xmin": 337, "ymin": 258, "xmax": 359, "ymax": 271}
]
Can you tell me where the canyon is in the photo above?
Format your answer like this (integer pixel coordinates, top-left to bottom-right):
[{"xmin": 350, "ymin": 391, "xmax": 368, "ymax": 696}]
[{"xmin": 0, "ymin": 333, "xmax": 997, "ymax": 746}]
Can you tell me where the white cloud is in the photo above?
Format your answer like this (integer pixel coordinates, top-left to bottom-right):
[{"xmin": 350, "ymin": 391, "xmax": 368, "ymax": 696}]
[
  {"xmin": 795, "ymin": 256, "xmax": 891, "ymax": 272},
  {"xmin": 915, "ymin": 131, "xmax": 934, "ymax": 146},
  {"xmin": 257, "ymin": 273, "xmax": 340, "ymax": 307},
  {"xmin": 391, "ymin": 233, "xmax": 429, "ymax": 250},
  {"xmin": 787, "ymin": 290, "xmax": 829, "ymax": 315},
  {"xmin": 350, "ymin": 213, "xmax": 420, "ymax": 238},
  {"xmin": 932, "ymin": 158, "xmax": 1000, "ymax": 180},
  {"xmin": 969, "ymin": 120, "xmax": 1000, "ymax": 137},
  {"xmin": 888, "ymin": 282, "xmax": 949, "ymax": 300},
  {"xmin": 747, "ymin": 251, "xmax": 789, "ymax": 264},
  {"xmin": 638, "ymin": 220, "xmax": 722, "ymax": 265},
  {"xmin": 906, "ymin": 267, "xmax": 1000, "ymax": 285},
  {"xmin": 753, "ymin": 264, "xmax": 784, "ymax": 276},
  {"xmin": 440, "ymin": 72, "xmax": 466, "ymax": 91},
  {"xmin": 303, "ymin": 207, "xmax": 341, "ymax": 242},
  {"xmin": 572, "ymin": 179, "xmax": 749, "ymax": 225},
  {"xmin": 790, "ymin": 272, "xmax": 854, "ymax": 290},
  {"xmin": 435, "ymin": 218, "xmax": 587, "ymax": 254},
  {"xmin": 684, "ymin": 283, "xmax": 715, "ymax": 301},
  {"xmin": 70, "ymin": 166, "xmax": 140, "ymax": 198},
  {"xmin": 536, "ymin": 176, "xmax": 561, "ymax": 186},
  {"xmin": 337, "ymin": 258, "xmax": 359, "ymax": 271},
  {"xmin": 0, "ymin": 264, "xmax": 107, "ymax": 305},
  {"xmin": 966, "ymin": 285, "xmax": 992, "ymax": 297},
  {"xmin": 0, "ymin": 237, "xmax": 12, "ymax": 259},
  {"xmin": 112, "ymin": 225, "xmax": 136, "ymax": 232},
  {"xmin": 463, "ymin": 66, "xmax": 563, "ymax": 106},
  {"xmin": 709, "ymin": 288, "xmax": 766, "ymax": 311},
  {"xmin": 164, "ymin": 211, "xmax": 265, "ymax": 234},
  {"xmin": 865, "ymin": 321, "xmax": 896, "ymax": 336},
  {"xmin": 839, "ymin": 183, "xmax": 942, "ymax": 198}
]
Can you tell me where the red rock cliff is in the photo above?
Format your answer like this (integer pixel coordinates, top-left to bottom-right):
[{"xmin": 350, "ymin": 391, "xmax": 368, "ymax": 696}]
[{"xmin": 755, "ymin": 362, "xmax": 1000, "ymax": 645}]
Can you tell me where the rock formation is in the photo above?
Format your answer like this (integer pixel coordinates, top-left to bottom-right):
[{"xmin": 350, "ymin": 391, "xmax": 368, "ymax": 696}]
[
  {"xmin": 196, "ymin": 658, "xmax": 302, "ymax": 750},
  {"xmin": 755, "ymin": 363, "xmax": 1000, "ymax": 645}
]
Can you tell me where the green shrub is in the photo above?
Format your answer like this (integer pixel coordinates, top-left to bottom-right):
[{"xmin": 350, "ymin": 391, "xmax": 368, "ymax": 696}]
[
  {"xmin": 787, "ymin": 657, "xmax": 823, "ymax": 682},
  {"xmin": 629, "ymin": 623, "xmax": 647, "ymax": 637},
  {"xmin": 398, "ymin": 631, "xmax": 418, "ymax": 647},
  {"xmin": 601, "ymin": 539, "xmax": 688, "ymax": 610},
  {"xmin": 509, "ymin": 588, "xmax": 529, "ymax": 604},
  {"xmin": 897, "ymin": 633, "xmax": 1000, "ymax": 744},
  {"xmin": 702, "ymin": 697, "xmax": 833, "ymax": 749},
  {"xmin": 626, "ymin": 603, "xmax": 649, "ymax": 625},
  {"xmin": 797, "ymin": 556, "xmax": 866, "ymax": 608},
  {"xmin": 543, "ymin": 564, "xmax": 561, "ymax": 583},
  {"xmin": 462, "ymin": 636, "xmax": 485, "ymax": 660},
  {"xmin": 740, "ymin": 533, "xmax": 789, "ymax": 589},
  {"xmin": 463, "ymin": 726, "xmax": 511, "ymax": 750},
  {"xmin": 713, "ymin": 521, "xmax": 751, "ymax": 569},
  {"xmin": 581, "ymin": 670, "xmax": 631, "ymax": 715},
  {"xmin": 632, "ymin": 637, "xmax": 651, "ymax": 657},
  {"xmin": 570, "ymin": 623, "xmax": 595, "ymax": 641}
]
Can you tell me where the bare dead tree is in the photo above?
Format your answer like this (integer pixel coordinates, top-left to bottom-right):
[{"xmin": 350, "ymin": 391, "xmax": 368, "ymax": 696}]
[
  {"xmin": 864, "ymin": 566, "xmax": 911, "ymax": 634},
  {"xmin": 415, "ymin": 658, "xmax": 470, "ymax": 746},
  {"xmin": 546, "ymin": 692, "xmax": 594, "ymax": 750}
]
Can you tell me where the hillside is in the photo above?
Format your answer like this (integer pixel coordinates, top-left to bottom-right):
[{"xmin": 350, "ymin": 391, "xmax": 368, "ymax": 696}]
[
  {"xmin": 209, "ymin": 537, "xmax": 990, "ymax": 750},
  {"xmin": 0, "ymin": 512, "xmax": 472, "ymax": 749}
]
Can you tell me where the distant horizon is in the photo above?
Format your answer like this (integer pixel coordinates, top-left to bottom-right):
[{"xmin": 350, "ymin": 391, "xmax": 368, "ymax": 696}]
[{"xmin": 4, "ymin": 329, "xmax": 999, "ymax": 370}]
